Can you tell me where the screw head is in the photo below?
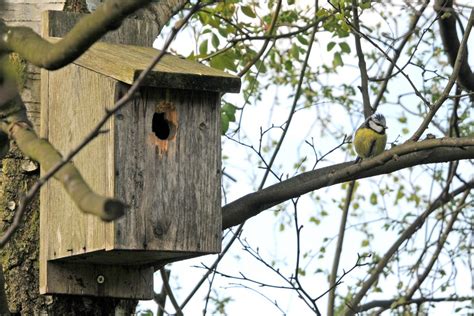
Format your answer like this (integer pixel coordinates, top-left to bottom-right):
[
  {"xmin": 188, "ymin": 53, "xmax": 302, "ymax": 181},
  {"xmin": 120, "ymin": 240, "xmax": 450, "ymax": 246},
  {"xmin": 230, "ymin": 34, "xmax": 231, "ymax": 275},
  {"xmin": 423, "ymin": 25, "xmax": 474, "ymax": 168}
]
[{"xmin": 96, "ymin": 275, "xmax": 105, "ymax": 284}]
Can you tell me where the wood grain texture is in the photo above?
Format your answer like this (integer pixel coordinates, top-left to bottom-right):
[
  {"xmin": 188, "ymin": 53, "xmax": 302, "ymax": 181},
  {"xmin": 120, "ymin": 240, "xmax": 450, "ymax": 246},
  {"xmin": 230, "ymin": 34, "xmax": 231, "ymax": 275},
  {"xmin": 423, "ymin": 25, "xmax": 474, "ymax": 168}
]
[
  {"xmin": 40, "ymin": 11, "xmax": 165, "ymax": 298},
  {"xmin": 46, "ymin": 36, "xmax": 241, "ymax": 93},
  {"xmin": 44, "ymin": 10, "xmax": 159, "ymax": 46},
  {"xmin": 44, "ymin": 63, "xmax": 116, "ymax": 260},
  {"xmin": 114, "ymin": 86, "xmax": 222, "ymax": 256},
  {"xmin": 42, "ymin": 261, "xmax": 154, "ymax": 299},
  {"xmin": 0, "ymin": 2, "xmax": 66, "ymax": 34}
]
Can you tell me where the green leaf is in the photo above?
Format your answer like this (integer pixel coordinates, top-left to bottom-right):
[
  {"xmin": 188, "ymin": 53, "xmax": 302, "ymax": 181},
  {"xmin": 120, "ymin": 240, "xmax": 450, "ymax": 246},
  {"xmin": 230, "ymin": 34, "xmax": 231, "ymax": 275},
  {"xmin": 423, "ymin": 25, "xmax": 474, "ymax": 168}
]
[
  {"xmin": 279, "ymin": 223, "xmax": 285, "ymax": 231},
  {"xmin": 210, "ymin": 53, "xmax": 237, "ymax": 71},
  {"xmin": 370, "ymin": 193, "xmax": 378, "ymax": 205},
  {"xmin": 309, "ymin": 216, "xmax": 320, "ymax": 225},
  {"xmin": 361, "ymin": 239, "xmax": 369, "ymax": 247},
  {"xmin": 360, "ymin": 0, "xmax": 371, "ymax": 9},
  {"xmin": 222, "ymin": 103, "xmax": 237, "ymax": 121},
  {"xmin": 221, "ymin": 114, "xmax": 229, "ymax": 134},
  {"xmin": 199, "ymin": 39, "xmax": 208, "ymax": 56},
  {"xmin": 327, "ymin": 41, "xmax": 336, "ymax": 51},
  {"xmin": 297, "ymin": 34, "xmax": 309, "ymax": 45},
  {"xmin": 398, "ymin": 116, "xmax": 407, "ymax": 123},
  {"xmin": 241, "ymin": 5, "xmax": 256, "ymax": 18},
  {"xmin": 339, "ymin": 42, "xmax": 351, "ymax": 54},
  {"xmin": 333, "ymin": 52, "xmax": 343, "ymax": 67},
  {"xmin": 291, "ymin": 44, "xmax": 300, "ymax": 59},
  {"xmin": 211, "ymin": 34, "xmax": 220, "ymax": 48},
  {"xmin": 316, "ymin": 8, "xmax": 330, "ymax": 18}
]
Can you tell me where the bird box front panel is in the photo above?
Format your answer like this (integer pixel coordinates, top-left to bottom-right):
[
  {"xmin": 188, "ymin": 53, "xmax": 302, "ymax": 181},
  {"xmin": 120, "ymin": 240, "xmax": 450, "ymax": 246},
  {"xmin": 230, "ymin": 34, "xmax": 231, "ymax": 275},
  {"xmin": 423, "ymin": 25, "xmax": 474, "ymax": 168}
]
[{"xmin": 113, "ymin": 84, "xmax": 222, "ymax": 260}]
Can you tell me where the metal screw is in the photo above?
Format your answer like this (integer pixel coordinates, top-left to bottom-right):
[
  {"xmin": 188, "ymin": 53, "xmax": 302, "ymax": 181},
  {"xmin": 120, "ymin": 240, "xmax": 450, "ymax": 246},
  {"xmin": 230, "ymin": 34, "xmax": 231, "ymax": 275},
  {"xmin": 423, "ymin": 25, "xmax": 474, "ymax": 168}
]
[{"xmin": 96, "ymin": 275, "xmax": 105, "ymax": 284}]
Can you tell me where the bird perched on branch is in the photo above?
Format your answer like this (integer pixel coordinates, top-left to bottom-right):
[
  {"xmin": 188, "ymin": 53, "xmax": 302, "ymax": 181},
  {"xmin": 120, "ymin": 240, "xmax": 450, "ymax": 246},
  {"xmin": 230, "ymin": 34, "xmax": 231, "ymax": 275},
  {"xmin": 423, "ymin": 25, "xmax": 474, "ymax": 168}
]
[{"xmin": 353, "ymin": 113, "xmax": 387, "ymax": 159}]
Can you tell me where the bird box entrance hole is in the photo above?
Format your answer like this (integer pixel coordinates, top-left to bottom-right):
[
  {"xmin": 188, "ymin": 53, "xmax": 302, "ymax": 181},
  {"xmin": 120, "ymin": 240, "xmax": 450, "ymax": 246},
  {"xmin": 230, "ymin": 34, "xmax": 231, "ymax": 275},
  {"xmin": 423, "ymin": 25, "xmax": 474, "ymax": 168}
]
[
  {"xmin": 150, "ymin": 102, "xmax": 177, "ymax": 153},
  {"xmin": 152, "ymin": 112, "xmax": 175, "ymax": 140}
]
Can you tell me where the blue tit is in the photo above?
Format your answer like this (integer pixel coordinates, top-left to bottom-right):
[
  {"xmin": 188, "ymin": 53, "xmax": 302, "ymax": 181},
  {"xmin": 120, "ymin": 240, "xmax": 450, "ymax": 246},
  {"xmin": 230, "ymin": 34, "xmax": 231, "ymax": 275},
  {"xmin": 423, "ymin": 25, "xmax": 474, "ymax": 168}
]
[{"xmin": 353, "ymin": 113, "xmax": 387, "ymax": 159}]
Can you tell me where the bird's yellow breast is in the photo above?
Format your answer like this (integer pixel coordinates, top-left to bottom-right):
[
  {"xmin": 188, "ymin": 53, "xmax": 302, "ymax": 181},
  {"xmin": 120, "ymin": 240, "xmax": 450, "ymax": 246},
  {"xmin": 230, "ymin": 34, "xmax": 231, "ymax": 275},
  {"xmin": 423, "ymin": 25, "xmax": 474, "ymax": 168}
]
[{"xmin": 354, "ymin": 127, "xmax": 387, "ymax": 158}]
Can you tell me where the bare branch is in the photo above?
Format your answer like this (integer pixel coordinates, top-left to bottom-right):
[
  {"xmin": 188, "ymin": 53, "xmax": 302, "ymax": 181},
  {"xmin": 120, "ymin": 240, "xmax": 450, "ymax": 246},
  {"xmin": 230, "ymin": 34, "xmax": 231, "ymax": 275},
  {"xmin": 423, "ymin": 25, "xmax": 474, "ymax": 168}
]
[
  {"xmin": 357, "ymin": 296, "xmax": 473, "ymax": 313},
  {"xmin": 222, "ymin": 136, "xmax": 474, "ymax": 229},
  {"xmin": 160, "ymin": 268, "xmax": 183, "ymax": 316},
  {"xmin": 435, "ymin": 0, "xmax": 474, "ymax": 94},
  {"xmin": 345, "ymin": 181, "xmax": 473, "ymax": 315},
  {"xmin": 238, "ymin": 0, "xmax": 282, "ymax": 77},
  {"xmin": 351, "ymin": 0, "xmax": 371, "ymax": 117},
  {"xmin": 327, "ymin": 180, "xmax": 355, "ymax": 316},
  {"xmin": 405, "ymin": 190, "xmax": 469, "ymax": 299},
  {"xmin": 372, "ymin": 0, "xmax": 430, "ymax": 111},
  {"xmin": 410, "ymin": 7, "xmax": 474, "ymax": 141}
]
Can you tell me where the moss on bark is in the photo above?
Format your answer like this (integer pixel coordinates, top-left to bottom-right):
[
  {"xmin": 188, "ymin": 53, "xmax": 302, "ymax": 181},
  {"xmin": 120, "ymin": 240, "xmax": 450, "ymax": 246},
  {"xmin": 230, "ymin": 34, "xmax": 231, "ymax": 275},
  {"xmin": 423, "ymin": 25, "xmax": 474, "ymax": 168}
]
[{"xmin": 0, "ymin": 147, "xmax": 46, "ymax": 314}]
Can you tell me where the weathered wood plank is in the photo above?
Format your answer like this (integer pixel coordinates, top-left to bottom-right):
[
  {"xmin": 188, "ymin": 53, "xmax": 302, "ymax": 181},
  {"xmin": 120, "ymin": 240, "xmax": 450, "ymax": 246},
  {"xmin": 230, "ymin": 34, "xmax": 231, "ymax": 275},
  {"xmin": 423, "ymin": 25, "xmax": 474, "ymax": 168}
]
[
  {"xmin": 45, "ymin": 36, "xmax": 241, "ymax": 93},
  {"xmin": 45, "ymin": 64, "xmax": 115, "ymax": 260},
  {"xmin": 40, "ymin": 10, "xmax": 172, "ymax": 298},
  {"xmin": 114, "ymin": 87, "xmax": 222, "ymax": 255},
  {"xmin": 75, "ymin": 40, "xmax": 241, "ymax": 93},
  {"xmin": 42, "ymin": 261, "xmax": 154, "ymax": 299},
  {"xmin": 45, "ymin": 10, "xmax": 159, "ymax": 46},
  {"xmin": 0, "ymin": 2, "xmax": 66, "ymax": 34}
]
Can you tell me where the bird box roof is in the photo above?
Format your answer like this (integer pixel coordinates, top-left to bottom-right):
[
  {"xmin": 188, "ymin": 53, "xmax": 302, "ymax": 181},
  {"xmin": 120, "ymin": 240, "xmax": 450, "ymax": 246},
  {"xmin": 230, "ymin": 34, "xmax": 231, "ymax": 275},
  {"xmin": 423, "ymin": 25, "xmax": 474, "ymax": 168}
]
[{"xmin": 50, "ymin": 38, "xmax": 241, "ymax": 93}]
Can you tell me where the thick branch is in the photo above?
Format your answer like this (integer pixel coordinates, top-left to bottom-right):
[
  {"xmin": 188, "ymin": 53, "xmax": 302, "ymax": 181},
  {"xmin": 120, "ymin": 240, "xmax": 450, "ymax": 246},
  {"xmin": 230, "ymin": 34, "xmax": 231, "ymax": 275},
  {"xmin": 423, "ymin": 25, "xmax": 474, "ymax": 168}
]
[
  {"xmin": 357, "ymin": 296, "xmax": 473, "ymax": 313},
  {"xmin": 435, "ymin": 0, "xmax": 474, "ymax": 93},
  {"xmin": 5, "ymin": 120, "xmax": 126, "ymax": 221},
  {"xmin": 222, "ymin": 137, "xmax": 474, "ymax": 229},
  {"xmin": 0, "ymin": 0, "xmax": 151, "ymax": 69}
]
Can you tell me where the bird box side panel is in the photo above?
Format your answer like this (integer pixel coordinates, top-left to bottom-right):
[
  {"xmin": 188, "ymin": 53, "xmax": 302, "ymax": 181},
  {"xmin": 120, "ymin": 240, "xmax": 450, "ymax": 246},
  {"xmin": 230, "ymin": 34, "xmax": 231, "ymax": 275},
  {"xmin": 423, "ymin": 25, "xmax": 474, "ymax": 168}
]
[
  {"xmin": 114, "ymin": 86, "xmax": 222, "ymax": 255},
  {"xmin": 41, "ymin": 64, "xmax": 116, "ymax": 262}
]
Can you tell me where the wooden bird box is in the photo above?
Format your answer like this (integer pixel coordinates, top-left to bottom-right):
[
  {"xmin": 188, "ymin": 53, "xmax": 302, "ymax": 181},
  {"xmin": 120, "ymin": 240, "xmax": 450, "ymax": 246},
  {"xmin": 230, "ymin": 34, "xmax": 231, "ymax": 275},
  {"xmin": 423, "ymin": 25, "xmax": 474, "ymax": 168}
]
[{"xmin": 39, "ymin": 11, "xmax": 240, "ymax": 299}]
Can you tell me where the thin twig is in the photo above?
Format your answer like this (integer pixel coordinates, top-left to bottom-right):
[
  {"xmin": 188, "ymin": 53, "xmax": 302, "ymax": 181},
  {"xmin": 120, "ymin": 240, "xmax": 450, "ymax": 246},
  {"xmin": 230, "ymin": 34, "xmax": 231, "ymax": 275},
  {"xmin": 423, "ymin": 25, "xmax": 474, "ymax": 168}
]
[
  {"xmin": 179, "ymin": 224, "xmax": 244, "ymax": 309},
  {"xmin": 410, "ymin": 8, "xmax": 474, "ymax": 141},
  {"xmin": 351, "ymin": 0, "xmax": 372, "ymax": 117},
  {"xmin": 181, "ymin": 2, "xmax": 321, "ymax": 309},
  {"xmin": 238, "ymin": 0, "xmax": 282, "ymax": 77},
  {"xmin": 160, "ymin": 268, "xmax": 183, "ymax": 316},
  {"xmin": 259, "ymin": 3, "xmax": 319, "ymax": 186},
  {"xmin": 292, "ymin": 199, "xmax": 321, "ymax": 314},
  {"xmin": 405, "ymin": 190, "xmax": 469, "ymax": 299},
  {"xmin": 345, "ymin": 181, "xmax": 474, "ymax": 315},
  {"xmin": 327, "ymin": 180, "xmax": 355, "ymax": 316},
  {"xmin": 156, "ymin": 269, "xmax": 171, "ymax": 316},
  {"xmin": 371, "ymin": 0, "xmax": 430, "ymax": 111}
]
